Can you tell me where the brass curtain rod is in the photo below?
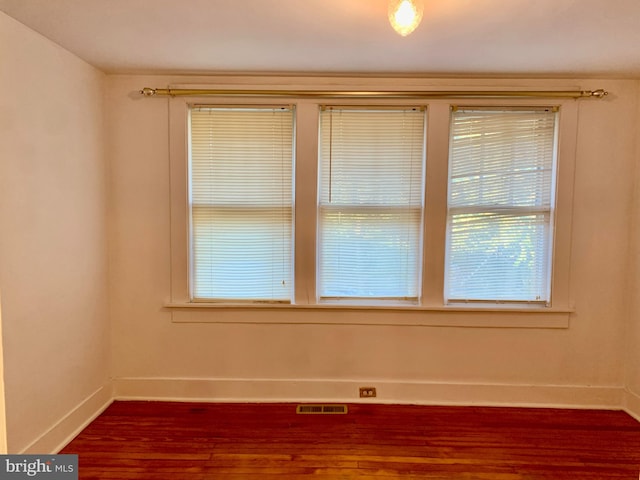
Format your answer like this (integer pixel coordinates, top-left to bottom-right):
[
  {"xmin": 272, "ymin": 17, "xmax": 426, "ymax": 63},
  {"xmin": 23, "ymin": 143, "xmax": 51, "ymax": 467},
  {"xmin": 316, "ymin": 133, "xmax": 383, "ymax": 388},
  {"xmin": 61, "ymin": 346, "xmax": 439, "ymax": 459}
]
[{"xmin": 139, "ymin": 87, "xmax": 608, "ymax": 99}]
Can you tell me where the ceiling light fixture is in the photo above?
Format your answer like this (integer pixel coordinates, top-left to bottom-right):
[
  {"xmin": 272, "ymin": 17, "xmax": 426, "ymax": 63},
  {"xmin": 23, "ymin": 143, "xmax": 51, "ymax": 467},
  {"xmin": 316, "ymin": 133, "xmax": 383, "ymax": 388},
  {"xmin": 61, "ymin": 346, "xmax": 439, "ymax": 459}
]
[{"xmin": 388, "ymin": 0, "xmax": 424, "ymax": 37}]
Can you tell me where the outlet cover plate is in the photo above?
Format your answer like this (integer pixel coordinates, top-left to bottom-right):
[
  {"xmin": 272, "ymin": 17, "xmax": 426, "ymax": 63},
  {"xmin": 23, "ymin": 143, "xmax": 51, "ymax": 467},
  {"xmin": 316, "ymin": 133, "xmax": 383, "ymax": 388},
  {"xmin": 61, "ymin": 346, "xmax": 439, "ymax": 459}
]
[{"xmin": 359, "ymin": 387, "xmax": 377, "ymax": 398}]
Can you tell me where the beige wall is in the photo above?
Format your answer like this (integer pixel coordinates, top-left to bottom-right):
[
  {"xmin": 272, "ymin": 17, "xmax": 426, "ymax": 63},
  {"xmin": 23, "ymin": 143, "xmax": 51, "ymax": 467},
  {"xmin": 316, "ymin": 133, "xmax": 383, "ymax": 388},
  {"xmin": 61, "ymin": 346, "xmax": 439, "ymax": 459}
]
[
  {"xmin": 108, "ymin": 75, "xmax": 638, "ymax": 406},
  {"xmin": 0, "ymin": 12, "xmax": 111, "ymax": 453},
  {"xmin": 626, "ymin": 80, "xmax": 640, "ymax": 418},
  {"xmin": 0, "ymin": 292, "xmax": 7, "ymax": 453}
]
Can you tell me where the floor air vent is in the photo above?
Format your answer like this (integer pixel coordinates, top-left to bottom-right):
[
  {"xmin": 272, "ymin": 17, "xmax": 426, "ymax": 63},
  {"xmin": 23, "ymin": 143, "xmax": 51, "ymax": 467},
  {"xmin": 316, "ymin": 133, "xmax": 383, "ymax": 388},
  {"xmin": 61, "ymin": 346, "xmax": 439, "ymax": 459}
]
[{"xmin": 296, "ymin": 404, "xmax": 348, "ymax": 414}]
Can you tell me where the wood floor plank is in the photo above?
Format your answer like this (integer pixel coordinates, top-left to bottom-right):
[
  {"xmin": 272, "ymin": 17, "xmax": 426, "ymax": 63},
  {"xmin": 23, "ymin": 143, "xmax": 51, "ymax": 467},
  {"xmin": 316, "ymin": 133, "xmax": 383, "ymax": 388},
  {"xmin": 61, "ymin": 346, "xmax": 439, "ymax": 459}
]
[{"xmin": 60, "ymin": 401, "xmax": 640, "ymax": 479}]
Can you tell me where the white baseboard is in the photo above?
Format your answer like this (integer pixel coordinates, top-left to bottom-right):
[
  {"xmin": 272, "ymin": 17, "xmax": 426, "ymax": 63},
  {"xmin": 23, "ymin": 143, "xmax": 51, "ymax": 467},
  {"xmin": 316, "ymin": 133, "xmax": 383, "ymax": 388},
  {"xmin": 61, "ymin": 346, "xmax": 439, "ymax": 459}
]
[
  {"xmin": 20, "ymin": 383, "xmax": 113, "ymax": 454},
  {"xmin": 624, "ymin": 388, "xmax": 640, "ymax": 421},
  {"xmin": 113, "ymin": 377, "xmax": 623, "ymax": 410}
]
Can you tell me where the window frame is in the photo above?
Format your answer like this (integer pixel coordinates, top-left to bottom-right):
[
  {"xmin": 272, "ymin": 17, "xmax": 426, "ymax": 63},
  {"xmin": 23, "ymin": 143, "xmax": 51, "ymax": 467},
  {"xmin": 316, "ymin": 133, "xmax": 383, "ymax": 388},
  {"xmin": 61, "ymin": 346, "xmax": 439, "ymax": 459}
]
[
  {"xmin": 316, "ymin": 106, "xmax": 427, "ymax": 305},
  {"xmin": 167, "ymin": 93, "xmax": 578, "ymax": 327},
  {"xmin": 444, "ymin": 107, "xmax": 560, "ymax": 305},
  {"xmin": 187, "ymin": 105, "xmax": 296, "ymax": 303}
]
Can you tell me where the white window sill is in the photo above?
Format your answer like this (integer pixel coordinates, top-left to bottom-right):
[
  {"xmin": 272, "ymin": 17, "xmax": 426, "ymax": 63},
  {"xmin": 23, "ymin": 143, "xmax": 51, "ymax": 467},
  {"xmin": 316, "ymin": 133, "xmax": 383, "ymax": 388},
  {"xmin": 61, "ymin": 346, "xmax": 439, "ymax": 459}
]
[{"xmin": 164, "ymin": 302, "xmax": 572, "ymax": 329}]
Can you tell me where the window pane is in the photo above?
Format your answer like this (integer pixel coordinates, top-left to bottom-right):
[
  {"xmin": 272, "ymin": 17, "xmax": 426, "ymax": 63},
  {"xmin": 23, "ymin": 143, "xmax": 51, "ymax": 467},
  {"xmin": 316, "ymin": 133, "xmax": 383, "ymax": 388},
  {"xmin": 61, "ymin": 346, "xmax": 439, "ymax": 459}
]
[
  {"xmin": 446, "ymin": 109, "xmax": 557, "ymax": 303},
  {"xmin": 192, "ymin": 207, "xmax": 292, "ymax": 300},
  {"xmin": 319, "ymin": 208, "xmax": 422, "ymax": 298},
  {"xmin": 446, "ymin": 212, "xmax": 551, "ymax": 302},
  {"xmin": 449, "ymin": 110, "xmax": 556, "ymax": 209},
  {"xmin": 189, "ymin": 107, "xmax": 294, "ymax": 301},
  {"xmin": 318, "ymin": 108, "xmax": 426, "ymax": 301},
  {"xmin": 318, "ymin": 110, "xmax": 424, "ymax": 206}
]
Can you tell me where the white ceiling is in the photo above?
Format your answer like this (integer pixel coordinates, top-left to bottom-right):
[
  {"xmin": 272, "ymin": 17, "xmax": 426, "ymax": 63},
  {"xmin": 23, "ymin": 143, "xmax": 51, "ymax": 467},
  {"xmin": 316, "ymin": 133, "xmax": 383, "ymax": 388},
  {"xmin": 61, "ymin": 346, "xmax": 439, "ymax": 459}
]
[{"xmin": 1, "ymin": 0, "xmax": 640, "ymax": 77}]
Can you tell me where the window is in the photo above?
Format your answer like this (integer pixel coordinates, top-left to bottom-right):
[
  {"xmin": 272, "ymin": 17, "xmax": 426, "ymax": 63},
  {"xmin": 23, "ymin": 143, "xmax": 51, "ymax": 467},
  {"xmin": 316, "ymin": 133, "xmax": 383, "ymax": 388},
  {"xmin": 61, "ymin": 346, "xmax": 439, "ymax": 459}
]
[
  {"xmin": 168, "ymin": 88, "xmax": 576, "ymax": 323},
  {"xmin": 188, "ymin": 106, "xmax": 294, "ymax": 301},
  {"xmin": 317, "ymin": 107, "xmax": 426, "ymax": 303},
  {"xmin": 445, "ymin": 108, "xmax": 558, "ymax": 304}
]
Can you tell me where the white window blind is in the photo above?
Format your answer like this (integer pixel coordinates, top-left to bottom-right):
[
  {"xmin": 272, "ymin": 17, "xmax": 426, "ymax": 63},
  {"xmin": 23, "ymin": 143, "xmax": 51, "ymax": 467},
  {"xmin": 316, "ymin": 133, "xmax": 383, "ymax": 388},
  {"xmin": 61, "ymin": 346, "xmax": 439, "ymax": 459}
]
[
  {"xmin": 318, "ymin": 107, "xmax": 426, "ymax": 302},
  {"xmin": 189, "ymin": 106, "xmax": 294, "ymax": 301},
  {"xmin": 445, "ymin": 108, "xmax": 558, "ymax": 303}
]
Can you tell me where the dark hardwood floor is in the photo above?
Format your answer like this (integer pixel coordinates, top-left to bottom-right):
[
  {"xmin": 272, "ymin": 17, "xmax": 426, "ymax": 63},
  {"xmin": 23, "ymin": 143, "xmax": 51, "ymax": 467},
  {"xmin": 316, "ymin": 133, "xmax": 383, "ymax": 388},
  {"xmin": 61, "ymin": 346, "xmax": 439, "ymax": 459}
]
[{"xmin": 60, "ymin": 401, "xmax": 640, "ymax": 479}]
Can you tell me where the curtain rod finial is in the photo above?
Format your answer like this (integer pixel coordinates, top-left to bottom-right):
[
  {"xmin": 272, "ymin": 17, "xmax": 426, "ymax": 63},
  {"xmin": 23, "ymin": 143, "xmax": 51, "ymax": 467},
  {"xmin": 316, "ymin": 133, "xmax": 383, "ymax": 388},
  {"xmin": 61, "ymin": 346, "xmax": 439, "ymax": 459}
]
[
  {"xmin": 591, "ymin": 89, "xmax": 608, "ymax": 98},
  {"xmin": 140, "ymin": 87, "xmax": 157, "ymax": 97}
]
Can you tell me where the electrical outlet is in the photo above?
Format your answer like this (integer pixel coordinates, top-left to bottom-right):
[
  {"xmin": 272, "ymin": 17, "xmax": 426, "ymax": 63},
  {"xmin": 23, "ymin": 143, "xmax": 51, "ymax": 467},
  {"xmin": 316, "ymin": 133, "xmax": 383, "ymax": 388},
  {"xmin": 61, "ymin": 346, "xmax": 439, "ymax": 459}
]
[{"xmin": 359, "ymin": 387, "xmax": 377, "ymax": 398}]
